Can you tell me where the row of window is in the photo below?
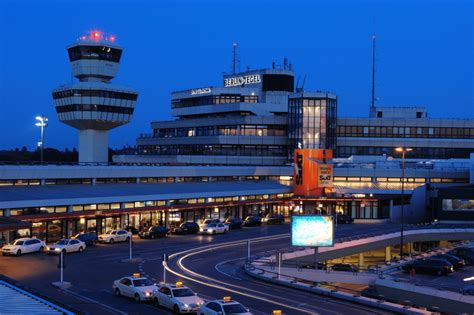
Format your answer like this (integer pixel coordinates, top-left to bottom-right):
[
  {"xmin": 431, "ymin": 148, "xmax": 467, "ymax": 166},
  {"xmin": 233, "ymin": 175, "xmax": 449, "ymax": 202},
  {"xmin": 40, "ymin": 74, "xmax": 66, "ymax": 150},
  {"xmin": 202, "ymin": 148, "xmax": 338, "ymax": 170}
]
[
  {"xmin": 68, "ymin": 45, "xmax": 122, "ymax": 62},
  {"xmin": 4, "ymin": 193, "xmax": 293, "ymax": 216},
  {"xmin": 335, "ymin": 146, "xmax": 473, "ymax": 159},
  {"xmin": 171, "ymin": 94, "xmax": 258, "ymax": 108},
  {"xmin": 139, "ymin": 144, "xmax": 287, "ymax": 156},
  {"xmin": 332, "ymin": 176, "xmax": 466, "ymax": 183},
  {"xmin": 154, "ymin": 125, "xmax": 287, "ymax": 138},
  {"xmin": 0, "ymin": 176, "xmax": 292, "ymax": 187},
  {"xmin": 53, "ymin": 89, "xmax": 138, "ymax": 101},
  {"xmin": 56, "ymin": 104, "xmax": 134, "ymax": 114},
  {"xmin": 337, "ymin": 125, "xmax": 474, "ymax": 139}
]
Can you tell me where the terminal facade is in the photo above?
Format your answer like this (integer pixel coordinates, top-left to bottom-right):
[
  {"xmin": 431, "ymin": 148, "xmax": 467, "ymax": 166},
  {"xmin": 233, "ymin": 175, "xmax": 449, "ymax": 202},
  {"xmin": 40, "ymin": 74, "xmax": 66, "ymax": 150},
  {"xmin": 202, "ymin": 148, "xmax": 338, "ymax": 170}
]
[{"xmin": 0, "ymin": 35, "xmax": 473, "ymax": 243}]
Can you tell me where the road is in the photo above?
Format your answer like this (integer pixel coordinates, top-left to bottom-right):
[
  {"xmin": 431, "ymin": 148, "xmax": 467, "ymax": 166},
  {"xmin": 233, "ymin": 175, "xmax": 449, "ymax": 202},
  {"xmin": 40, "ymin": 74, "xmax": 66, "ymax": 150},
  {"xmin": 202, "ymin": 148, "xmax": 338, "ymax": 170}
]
[{"xmin": 0, "ymin": 223, "xmax": 398, "ymax": 314}]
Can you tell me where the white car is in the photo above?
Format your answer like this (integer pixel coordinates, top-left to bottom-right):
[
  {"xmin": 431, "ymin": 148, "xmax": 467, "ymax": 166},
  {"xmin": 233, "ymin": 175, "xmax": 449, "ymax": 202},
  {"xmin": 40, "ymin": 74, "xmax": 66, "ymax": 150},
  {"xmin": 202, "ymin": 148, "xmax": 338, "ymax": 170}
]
[
  {"xmin": 112, "ymin": 274, "xmax": 156, "ymax": 302},
  {"xmin": 152, "ymin": 281, "xmax": 204, "ymax": 314},
  {"xmin": 2, "ymin": 238, "xmax": 45, "ymax": 256},
  {"xmin": 200, "ymin": 297, "xmax": 252, "ymax": 315},
  {"xmin": 98, "ymin": 229, "xmax": 132, "ymax": 243},
  {"xmin": 199, "ymin": 223, "xmax": 229, "ymax": 235},
  {"xmin": 47, "ymin": 239, "xmax": 86, "ymax": 254}
]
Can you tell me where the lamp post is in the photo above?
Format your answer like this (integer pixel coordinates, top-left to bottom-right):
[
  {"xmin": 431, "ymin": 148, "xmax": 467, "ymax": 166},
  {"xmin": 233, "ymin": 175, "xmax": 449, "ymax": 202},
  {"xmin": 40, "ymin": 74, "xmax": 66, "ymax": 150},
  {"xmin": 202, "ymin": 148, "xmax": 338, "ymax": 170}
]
[
  {"xmin": 395, "ymin": 147, "xmax": 412, "ymax": 259},
  {"xmin": 35, "ymin": 115, "xmax": 48, "ymax": 163}
]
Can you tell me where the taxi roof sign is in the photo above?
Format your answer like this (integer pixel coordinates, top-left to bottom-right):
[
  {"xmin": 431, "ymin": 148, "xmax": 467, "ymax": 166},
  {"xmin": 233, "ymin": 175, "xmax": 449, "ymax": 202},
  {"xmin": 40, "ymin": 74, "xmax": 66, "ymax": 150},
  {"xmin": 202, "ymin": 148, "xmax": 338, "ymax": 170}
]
[
  {"xmin": 132, "ymin": 273, "xmax": 141, "ymax": 278},
  {"xmin": 273, "ymin": 311, "xmax": 282, "ymax": 315},
  {"xmin": 175, "ymin": 281, "xmax": 183, "ymax": 287},
  {"xmin": 223, "ymin": 296, "xmax": 232, "ymax": 302}
]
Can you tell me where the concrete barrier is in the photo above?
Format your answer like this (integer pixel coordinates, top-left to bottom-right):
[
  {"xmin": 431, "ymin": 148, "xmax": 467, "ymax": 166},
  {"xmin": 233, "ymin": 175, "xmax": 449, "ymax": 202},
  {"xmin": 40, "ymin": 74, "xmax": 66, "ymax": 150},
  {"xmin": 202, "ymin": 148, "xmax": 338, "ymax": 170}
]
[{"xmin": 244, "ymin": 266, "xmax": 431, "ymax": 314}]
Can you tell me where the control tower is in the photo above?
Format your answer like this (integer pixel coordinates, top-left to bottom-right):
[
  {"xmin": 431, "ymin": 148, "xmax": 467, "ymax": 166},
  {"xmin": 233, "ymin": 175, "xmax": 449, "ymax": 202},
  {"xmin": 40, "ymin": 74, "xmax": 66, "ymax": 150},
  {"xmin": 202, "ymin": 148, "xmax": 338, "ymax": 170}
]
[{"xmin": 52, "ymin": 31, "xmax": 138, "ymax": 163}]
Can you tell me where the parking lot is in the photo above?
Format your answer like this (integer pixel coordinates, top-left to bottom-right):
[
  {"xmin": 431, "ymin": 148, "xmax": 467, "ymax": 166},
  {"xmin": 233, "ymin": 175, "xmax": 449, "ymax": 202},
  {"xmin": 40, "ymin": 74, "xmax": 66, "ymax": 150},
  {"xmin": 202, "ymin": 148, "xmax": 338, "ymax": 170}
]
[{"xmin": 387, "ymin": 242, "xmax": 474, "ymax": 294}]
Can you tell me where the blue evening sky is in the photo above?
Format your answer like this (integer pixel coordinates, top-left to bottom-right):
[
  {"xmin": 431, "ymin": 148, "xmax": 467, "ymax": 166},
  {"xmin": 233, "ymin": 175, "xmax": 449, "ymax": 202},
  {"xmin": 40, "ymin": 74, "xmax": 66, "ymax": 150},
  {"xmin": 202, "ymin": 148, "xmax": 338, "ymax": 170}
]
[{"xmin": 0, "ymin": 0, "xmax": 472, "ymax": 150}]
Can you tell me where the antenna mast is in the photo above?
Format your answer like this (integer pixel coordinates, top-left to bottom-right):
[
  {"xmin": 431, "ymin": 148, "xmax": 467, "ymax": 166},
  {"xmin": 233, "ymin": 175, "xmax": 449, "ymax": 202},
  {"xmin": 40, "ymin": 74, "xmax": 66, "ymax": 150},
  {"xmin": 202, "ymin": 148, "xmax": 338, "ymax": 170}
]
[
  {"xmin": 371, "ymin": 34, "xmax": 376, "ymax": 114},
  {"xmin": 232, "ymin": 42, "xmax": 239, "ymax": 74}
]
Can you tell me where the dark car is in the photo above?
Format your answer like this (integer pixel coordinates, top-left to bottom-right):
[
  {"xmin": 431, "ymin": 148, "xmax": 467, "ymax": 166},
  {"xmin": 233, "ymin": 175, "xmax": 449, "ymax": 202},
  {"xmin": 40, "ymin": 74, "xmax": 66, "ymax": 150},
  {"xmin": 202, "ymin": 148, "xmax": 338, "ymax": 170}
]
[
  {"xmin": 72, "ymin": 233, "xmax": 98, "ymax": 246},
  {"xmin": 331, "ymin": 263, "xmax": 358, "ymax": 272},
  {"xmin": 402, "ymin": 258, "xmax": 454, "ymax": 275},
  {"xmin": 138, "ymin": 226, "xmax": 169, "ymax": 239},
  {"xmin": 262, "ymin": 213, "xmax": 284, "ymax": 225},
  {"xmin": 448, "ymin": 247, "xmax": 474, "ymax": 265},
  {"xmin": 224, "ymin": 218, "xmax": 243, "ymax": 229},
  {"xmin": 432, "ymin": 254, "xmax": 465, "ymax": 270},
  {"xmin": 361, "ymin": 286, "xmax": 383, "ymax": 300},
  {"xmin": 124, "ymin": 225, "xmax": 139, "ymax": 235},
  {"xmin": 336, "ymin": 214, "xmax": 354, "ymax": 224},
  {"xmin": 242, "ymin": 216, "xmax": 262, "ymax": 227},
  {"xmin": 171, "ymin": 222, "xmax": 200, "ymax": 235}
]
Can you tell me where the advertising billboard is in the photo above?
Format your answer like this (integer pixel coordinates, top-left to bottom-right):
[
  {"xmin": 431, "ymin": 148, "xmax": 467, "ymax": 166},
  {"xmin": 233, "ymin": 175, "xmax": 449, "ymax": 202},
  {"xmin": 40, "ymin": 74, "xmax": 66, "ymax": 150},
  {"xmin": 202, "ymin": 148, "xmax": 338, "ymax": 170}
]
[
  {"xmin": 293, "ymin": 149, "xmax": 333, "ymax": 196},
  {"xmin": 291, "ymin": 215, "xmax": 334, "ymax": 247}
]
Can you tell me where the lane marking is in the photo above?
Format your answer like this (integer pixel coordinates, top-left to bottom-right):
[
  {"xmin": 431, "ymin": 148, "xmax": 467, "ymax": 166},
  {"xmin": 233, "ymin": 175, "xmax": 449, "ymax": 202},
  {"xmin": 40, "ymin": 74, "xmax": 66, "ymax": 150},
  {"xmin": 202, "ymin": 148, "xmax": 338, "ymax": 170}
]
[
  {"xmin": 163, "ymin": 234, "xmax": 341, "ymax": 315},
  {"xmin": 64, "ymin": 289, "xmax": 127, "ymax": 315}
]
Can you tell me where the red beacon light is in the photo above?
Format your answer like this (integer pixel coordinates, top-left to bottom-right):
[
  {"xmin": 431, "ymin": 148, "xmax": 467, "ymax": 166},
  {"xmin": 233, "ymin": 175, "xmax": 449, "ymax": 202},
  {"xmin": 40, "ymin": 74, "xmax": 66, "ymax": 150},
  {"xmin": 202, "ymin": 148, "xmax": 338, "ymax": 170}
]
[
  {"xmin": 90, "ymin": 31, "xmax": 102, "ymax": 40},
  {"xmin": 109, "ymin": 35, "xmax": 116, "ymax": 43}
]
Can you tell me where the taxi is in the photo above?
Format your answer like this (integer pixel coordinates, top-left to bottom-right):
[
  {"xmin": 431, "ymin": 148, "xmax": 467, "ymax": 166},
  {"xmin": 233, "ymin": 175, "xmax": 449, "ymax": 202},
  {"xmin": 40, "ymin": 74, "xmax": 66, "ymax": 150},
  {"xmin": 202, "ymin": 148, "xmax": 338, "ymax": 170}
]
[
  {"xmin": 152, "ymin": 281, "xmax": 204, "ymax": 313},
  {"xmin": 112, "ymin": 273, "xmax": 156, "ymax": 302},
  {"xmin": 199, "ymin": 296, "xmax": 252, "ymax": 315}
]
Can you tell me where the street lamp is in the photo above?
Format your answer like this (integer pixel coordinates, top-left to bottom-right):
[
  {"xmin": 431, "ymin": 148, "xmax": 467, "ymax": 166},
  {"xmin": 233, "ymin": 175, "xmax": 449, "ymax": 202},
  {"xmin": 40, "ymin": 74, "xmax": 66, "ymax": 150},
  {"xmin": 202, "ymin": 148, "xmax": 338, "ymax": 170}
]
[
  {"xmin": 35, "ymin": 115, "xmax": 48, "ymax": 163},
  {"xmin": 395, "ymin": 147, "xmax": 412, "ymax": 259}
]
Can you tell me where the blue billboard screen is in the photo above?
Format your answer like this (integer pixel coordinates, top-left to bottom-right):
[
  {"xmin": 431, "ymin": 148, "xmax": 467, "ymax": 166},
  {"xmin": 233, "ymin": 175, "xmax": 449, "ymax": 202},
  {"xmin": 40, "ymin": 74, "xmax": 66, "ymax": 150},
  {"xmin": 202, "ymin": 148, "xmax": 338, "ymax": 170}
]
[{"xmin": 291, "ymin": 215, "xmax": 334, "ymax": 247}]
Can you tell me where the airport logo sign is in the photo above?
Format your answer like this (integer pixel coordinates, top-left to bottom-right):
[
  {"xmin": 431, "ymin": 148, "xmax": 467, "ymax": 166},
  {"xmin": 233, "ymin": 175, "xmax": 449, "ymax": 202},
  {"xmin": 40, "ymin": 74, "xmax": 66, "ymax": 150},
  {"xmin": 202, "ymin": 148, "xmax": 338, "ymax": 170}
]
[
  {"xmin": 191, "ymin": 88, "xmax": 212, "ymax": 95},
  {"xmin": 224, "ymin": 74, "xmax": 261, "ymax": 87}
]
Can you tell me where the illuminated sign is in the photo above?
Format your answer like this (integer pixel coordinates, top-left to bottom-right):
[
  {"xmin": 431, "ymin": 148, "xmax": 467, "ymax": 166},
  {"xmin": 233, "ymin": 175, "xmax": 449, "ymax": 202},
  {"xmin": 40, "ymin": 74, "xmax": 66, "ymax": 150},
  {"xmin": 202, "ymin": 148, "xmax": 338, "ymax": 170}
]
[
  {"xmin": 317, "ymin": 164, "xmax": 333, "ymax": 187},
  {"xmin": 191, "ymin": 88, "xmax": 212, "ymax": 95},
  {"xmin": 291, "ymin": 215, "xmax": 334, "ymax": 247},
  {"xmin": 224, "ymin": 74, "xmax": 261, "ymax": 87}
]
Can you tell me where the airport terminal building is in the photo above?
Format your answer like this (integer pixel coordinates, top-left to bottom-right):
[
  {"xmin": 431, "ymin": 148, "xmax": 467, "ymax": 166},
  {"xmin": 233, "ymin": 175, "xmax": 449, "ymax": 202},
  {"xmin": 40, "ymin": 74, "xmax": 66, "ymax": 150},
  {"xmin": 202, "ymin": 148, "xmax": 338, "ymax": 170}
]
[{"xmin": 1, "ymin": 35, "xmax": 473, "ymax": 243}]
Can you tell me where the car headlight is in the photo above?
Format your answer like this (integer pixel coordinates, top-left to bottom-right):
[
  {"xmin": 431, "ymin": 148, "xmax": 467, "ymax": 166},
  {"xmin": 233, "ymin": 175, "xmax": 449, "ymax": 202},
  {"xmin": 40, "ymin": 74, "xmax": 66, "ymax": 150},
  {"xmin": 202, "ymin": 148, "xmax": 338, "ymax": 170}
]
[
  {"xmin": 144, "ymin": 292, "xmax": 151, "ymax": 297},
  {"xmin": 199, "ymin": 228, "xmax": 204, "ymax": 232},
  {"xmin": 54, "ymin": 248, "xmax": 61, "ymax": 251},
  {"xmin": 208, "ymin": 229, "xmax": 213, "ymax": 233}
]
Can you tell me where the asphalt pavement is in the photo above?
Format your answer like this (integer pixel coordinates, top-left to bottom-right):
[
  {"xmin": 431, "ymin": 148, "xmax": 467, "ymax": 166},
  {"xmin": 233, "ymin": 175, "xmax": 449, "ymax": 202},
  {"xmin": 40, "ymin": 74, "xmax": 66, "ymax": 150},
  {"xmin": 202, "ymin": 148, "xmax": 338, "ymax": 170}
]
[{"xmin": 0, "ymin": 223, "xmax": 398, "ymax": 314}]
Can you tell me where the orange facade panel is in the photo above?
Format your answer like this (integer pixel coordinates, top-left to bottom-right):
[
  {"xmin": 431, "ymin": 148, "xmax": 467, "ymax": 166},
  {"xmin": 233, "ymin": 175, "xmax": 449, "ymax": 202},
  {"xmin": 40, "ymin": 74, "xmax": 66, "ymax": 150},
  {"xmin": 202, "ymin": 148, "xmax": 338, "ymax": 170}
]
[{"xmin": 294, "ymin": 149, "xmax": 333, "ymax": 197}]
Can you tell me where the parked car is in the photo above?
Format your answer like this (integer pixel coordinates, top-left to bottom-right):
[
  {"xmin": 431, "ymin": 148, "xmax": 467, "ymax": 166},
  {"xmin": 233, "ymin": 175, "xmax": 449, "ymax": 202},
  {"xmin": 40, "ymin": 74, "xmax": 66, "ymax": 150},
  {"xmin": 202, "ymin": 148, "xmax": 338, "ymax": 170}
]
[
  {"xmin": 432, "ymin": 253, "xmax": 465, "ymax": 269},
  {"xmin": 200, "ymin": 219, "xmax": 221, "ymax": 226},
  {"xmin": 124, "ymin": 226, "xmax": 139, "ymax": 235},
  {"xmin": 261, "ymin": 213, "xmax": 284, "ymax": 225},
  {"xmin": 152, "ymin": 281, "xmax": 205, "ymax": 314},
  {"xmin": 98, "ymin": 230, "xmax": 132, "ymax": 244},
  {"xmin": 200, "ymin": 296, "xmax": 251, "ymax": 315},
  {"xmin": 336, "ymin": 214, "xmax": 354, "ymax": 224},
  {"xmin": 242, "ymin": 216, "xmax": 261, "ymax": 227},
  {"xmin": 138, "ymin": 226, "xmax": 169, "ymax": 239},
  {"xmin": 224, "ymin": 218, "xmax": 243, "ymax": 229},
  {"xmin": 171, "ymin": 222, "xmax": 200, "ymax": 235},
  {"xmin": 113, "ymin": 273, "xmax": 156, "ymax": 302},
  {"xmin": 402, "ymin": 258, "xmax": 454, "ymax": 275},
  {"xmin": 361, "ymin": 286, "xmax": 383, "ymax": 300},
  {"xmin": 2, "ymin": 238, "xmax": 45, "ymax": 256},
  {"xmin": 448, "ymin": 247, "xmax": 474, "ymax": 265},
  {"xmin": 199, "ymin": 223, "xmax": 229, "ymax": 235},
  {"xmin": 331, "ymin": 263, "xmax": 358, "ymax": 272},
  {"xmin": 300, "ymin": 262, "xmax": 326, "ymax": 270},
  {"xmin": 462, "ymin": 284, "xmax": 474, "ymax": 295},
  {"xmin": 47, "ymin": 239, "xmax": 86, "ymax": 254},
  {"xmin": 72, "ymin": 233, "xmax": 98, "ymax": 246}
]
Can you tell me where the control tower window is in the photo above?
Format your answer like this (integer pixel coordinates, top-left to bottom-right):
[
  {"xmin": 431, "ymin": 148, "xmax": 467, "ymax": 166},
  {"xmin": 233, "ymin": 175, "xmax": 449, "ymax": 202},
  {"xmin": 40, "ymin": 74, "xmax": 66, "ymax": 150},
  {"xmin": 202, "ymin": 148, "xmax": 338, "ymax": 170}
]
[{"xmin": 68, "ymin": 46, "xmax": 122, "ymax": 62}]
